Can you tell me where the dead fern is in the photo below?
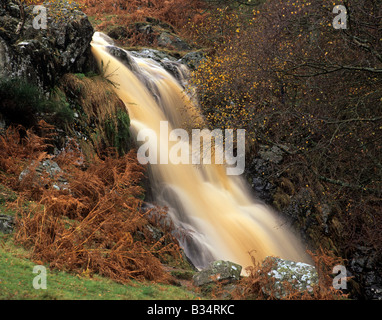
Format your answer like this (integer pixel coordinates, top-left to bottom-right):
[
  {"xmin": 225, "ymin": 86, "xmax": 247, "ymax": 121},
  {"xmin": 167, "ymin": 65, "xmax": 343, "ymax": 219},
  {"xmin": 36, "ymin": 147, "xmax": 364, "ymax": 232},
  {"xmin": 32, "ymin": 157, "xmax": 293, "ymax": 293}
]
[
  {"xmin": 232, "ymin": 249, "xmax": 348, "ymax": 300},
  {"xmin": 0, "ymin": 124, "xmax": 181, "ymax": 283}
]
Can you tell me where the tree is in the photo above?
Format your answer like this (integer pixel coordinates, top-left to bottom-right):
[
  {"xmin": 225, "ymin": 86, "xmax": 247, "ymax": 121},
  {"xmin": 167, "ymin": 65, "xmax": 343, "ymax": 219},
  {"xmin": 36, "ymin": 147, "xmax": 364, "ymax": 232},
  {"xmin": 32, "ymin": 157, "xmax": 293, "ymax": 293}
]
[{"xmin": 190, "ymin": 0, "xmax": 382, "ymax": 282}]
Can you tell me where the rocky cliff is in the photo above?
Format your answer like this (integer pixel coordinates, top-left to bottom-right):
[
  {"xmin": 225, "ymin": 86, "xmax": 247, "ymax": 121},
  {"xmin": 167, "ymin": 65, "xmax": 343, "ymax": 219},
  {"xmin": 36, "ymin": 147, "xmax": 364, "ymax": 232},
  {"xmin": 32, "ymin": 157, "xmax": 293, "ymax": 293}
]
[{"xmin": 0, "ymin": 0, "xmax": 96, "ymax": 92}]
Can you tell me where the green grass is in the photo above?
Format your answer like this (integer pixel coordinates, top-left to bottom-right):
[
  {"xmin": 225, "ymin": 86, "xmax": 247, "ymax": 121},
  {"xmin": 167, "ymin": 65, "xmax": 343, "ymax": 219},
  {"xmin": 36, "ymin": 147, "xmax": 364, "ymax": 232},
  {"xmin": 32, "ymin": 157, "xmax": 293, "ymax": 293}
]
[
  {"xmin": 0, "ymin": 182, "xmax": 200, "ymax": 300},
  {"xmin": 0, "ymin": 233, "xmax": 200, "ymax": 300},
  {"xmin": 0, "ymin": 184, "xmax": 17, "ymax": 206}
]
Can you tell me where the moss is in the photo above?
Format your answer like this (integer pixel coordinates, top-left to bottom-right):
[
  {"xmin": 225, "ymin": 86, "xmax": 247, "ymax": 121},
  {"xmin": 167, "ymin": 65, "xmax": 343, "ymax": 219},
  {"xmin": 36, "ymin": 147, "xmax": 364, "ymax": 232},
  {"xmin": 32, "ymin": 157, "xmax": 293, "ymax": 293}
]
[
  {"xmin": 0, "ymin": 184, "xmax": 17, "ymax": 205},
  {"xmin": 74, "ymin": 73, "xmax": 86, "ymax": 80},
  {"xmin": 104, "ymin": 109, "xmax": 131, "ymax": 156},
  {"xmin": 58, "ymin": 73, "xmax": 132, "ymax": 159},
  {"xmin": 0, "ymin": 78, "xmax": 74, "ymax": 130},
  {"xmin": 170, "ymin": 270, "xmax": 195, "ymax": 280}
]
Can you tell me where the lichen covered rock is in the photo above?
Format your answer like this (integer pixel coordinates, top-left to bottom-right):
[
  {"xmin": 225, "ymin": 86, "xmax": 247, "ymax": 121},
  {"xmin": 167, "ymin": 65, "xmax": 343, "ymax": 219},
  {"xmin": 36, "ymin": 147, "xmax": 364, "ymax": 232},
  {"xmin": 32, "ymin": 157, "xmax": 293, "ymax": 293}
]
[
  {"xmin": 0, "ymin": 0, "xmax": 95, "ymax": 92},
  {"xmin": 263, "ymin": 256, "xmax": 318, "ymax": 299}
]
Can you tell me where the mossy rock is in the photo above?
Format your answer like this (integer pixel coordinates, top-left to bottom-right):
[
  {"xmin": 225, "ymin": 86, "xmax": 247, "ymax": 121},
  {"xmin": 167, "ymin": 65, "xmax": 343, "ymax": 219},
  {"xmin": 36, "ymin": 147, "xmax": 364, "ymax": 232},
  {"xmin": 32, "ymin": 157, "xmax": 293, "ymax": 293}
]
[{"xmin": 193, "ymin": 260, "xmax": 242, "ymax": 286}]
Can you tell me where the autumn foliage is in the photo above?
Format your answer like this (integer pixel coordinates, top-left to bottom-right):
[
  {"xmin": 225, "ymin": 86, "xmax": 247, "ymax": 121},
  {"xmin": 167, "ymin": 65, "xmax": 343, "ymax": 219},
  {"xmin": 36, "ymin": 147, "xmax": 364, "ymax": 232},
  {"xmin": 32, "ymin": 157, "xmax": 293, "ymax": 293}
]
[
  {"xmin": 0, "ymin": 123, "xmax": 181, "ymax": 283},
  {"xmin": 76, "ymin": 0, "xmax": 208, "ymax": 46},
  {"xmin": 191, "ymin": 0, "xmax": 382, "ymax": 270},
  {"xmin": 231, "ymin": 249, "xmax": 348, "ymax": 300}
]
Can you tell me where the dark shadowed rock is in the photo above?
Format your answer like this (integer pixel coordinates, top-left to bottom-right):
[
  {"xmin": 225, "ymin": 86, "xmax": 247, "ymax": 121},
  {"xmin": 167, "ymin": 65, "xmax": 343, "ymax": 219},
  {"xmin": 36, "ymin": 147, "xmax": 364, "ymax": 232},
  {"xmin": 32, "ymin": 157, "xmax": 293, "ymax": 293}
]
[{"xmin": 107, "ymin": 26, "xmax": 128, "ymax": 40}]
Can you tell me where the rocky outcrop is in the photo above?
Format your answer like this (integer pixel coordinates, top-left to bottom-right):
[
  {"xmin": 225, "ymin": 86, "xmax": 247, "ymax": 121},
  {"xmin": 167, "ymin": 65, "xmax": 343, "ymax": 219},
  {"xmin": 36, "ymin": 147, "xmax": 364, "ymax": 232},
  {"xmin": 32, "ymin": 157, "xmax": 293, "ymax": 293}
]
[
  {"xmin": 157, "ymin": 31, "xmax": 191, "ymax": 51},
  {"xmin": 245, "ymin": 144, "xmax": 382, "ymax": 300},
  {"xmin": 109, "ymin": 17, "xmax": 191, "ymax": 52},
  {"xmin": 180, "ymin": 51, "xmax": 206, "ymax": 70},
  {"xmin": 192, "ymin": 260, "xmax": 242, "ymax": 286},
  {"xmin": 0, "ymin": 0, "xmax": 96, "ymax": 92},
  {"xmin": 19, "ymin": 159, "xmax": 68, "ymax": 191},
  {"xmin": 245, "ymin": 145, "xmax": 282, "ymax": 204},
  {"xmin": 349, "ymin": 246, "xmax": 382, "ymax": 300}
]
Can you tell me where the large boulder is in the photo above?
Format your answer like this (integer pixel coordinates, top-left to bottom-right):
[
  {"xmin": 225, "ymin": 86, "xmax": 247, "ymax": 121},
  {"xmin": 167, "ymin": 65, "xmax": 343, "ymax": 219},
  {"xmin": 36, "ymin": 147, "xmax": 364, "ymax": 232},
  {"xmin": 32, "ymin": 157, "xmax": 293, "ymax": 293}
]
[
  {"xmin": 180, "ymin": 51, "xmax": 206, "ymax": 70},
  {"xmin": 0, "ymin": 0, "xmax": 95, "ymax": 92},
  {"xmin": 262, "ymin": 256, "xmax": 318, "ymax": 299},
  {"xmin": 192, "ymin": 260, "xmax": 242, "ymax": 286},
  {"xmin": 157, "ymin": 31, "xmax": 191, "ymax": 51}
]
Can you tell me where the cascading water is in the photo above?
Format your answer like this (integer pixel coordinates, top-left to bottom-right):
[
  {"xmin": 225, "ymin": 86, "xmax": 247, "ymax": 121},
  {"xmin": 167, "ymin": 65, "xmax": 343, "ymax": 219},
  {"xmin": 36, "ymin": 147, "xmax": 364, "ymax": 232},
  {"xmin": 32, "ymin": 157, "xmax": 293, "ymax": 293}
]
[{"xmin": 91, "ymin": 32, "xmax": 310, "ymax": 271}]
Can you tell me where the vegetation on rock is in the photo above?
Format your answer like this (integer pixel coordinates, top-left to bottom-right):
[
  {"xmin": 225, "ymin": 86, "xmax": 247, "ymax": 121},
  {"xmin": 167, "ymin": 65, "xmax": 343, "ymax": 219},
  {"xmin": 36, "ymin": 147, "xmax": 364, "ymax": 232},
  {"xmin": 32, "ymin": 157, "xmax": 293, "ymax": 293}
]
[{"xmin": 0, "ymin": 0, "xmax": 380, "ymax": 300}]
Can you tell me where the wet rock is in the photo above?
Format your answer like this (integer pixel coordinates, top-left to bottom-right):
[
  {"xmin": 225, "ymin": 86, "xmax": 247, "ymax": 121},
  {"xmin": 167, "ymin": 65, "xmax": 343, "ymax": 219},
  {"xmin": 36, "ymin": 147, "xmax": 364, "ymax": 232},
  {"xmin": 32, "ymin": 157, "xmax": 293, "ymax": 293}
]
[
  {"xmin": 130, "ymin": 48, "xmax": 189, "ymax": 85},
  {"xmin": 131, "ymin": 48, "xmax": 177, "ymax": 62},
  {"xmin": 106, "ymin": 46, "xmax": 137, "ymax": 71},
  {"xmin": 282, "ymin": 188, "xmax": 316, "ymax": 233},
  {"xmin": 245, "ymin": 156, "xmax": 274, "ymax": 204},
  {"xmin": 193, "ymin": 260, "xmax": 242, "ymax": 286}
]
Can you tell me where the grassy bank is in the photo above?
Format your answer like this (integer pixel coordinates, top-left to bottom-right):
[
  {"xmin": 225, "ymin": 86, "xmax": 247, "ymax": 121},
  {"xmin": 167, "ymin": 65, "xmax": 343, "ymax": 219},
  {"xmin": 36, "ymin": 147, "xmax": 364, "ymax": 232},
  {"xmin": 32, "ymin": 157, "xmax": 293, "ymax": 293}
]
[
  {"xmin": 0, "ymin": 232, "xmax": 200, "ymax": 300},
  {"xmin": 1, "ymin": 174, "xmax": 200, "ymax": 301}
]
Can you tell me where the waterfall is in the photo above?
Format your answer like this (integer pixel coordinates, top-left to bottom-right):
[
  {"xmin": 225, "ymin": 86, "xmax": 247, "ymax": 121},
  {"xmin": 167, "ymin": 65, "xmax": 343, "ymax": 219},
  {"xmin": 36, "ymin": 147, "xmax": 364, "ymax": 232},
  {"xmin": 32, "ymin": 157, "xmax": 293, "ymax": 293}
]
[{"xmin": 91, "ymin": 32, "xmax": 309, "ymax": 271}]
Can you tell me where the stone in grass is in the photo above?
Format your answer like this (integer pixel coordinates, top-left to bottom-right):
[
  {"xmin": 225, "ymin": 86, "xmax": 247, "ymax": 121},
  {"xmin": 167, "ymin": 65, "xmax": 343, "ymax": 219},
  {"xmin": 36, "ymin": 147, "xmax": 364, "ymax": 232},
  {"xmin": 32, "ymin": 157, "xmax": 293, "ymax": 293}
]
[
  {"xmin": 262, "ymin": 256, "xmax": 318, "ymax": 299},
  {"xmin": 0, "ymin": 214, "xmax": 15, "ymax": 234},
  {"xmin": 193, "ymin": 260, "xmax": 242, "ymax": 287}
]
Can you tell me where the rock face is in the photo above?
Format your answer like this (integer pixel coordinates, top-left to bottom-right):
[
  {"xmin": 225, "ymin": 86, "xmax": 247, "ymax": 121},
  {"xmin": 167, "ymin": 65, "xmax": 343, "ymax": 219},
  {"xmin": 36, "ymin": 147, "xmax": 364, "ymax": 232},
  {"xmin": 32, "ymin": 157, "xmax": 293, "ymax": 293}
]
[
  {"xmin": 157, "ymin": 31, "xmax": 191, "ymax": 51},
  {"xmin": 350, "ymin": 246, "xmax": 382, "ymax": 300},
  {"xmin": 0, "ymin": 0, "xmax": 95, "ymax": 92},
  {"xmin": 180, "ymin": 51, "xmax": 206, "ymax": 70},
  {"xmin": 192, "ymin": 260, "xmax": 242, "ymax": 286},
  {"xmin": 263, "ymin": 256, "xmax": 318, "ymax": 299},
  {"xmin": 115, "ymin": 17, "xmax": 191, "ymax": 51}
]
